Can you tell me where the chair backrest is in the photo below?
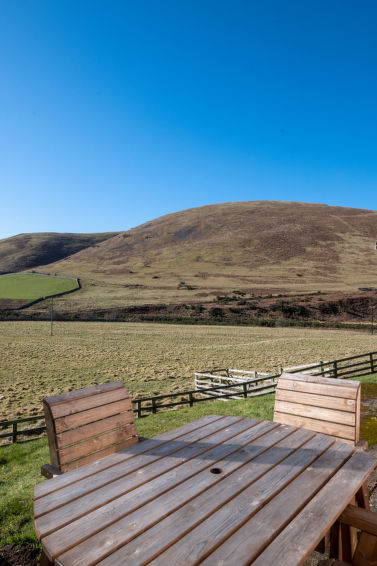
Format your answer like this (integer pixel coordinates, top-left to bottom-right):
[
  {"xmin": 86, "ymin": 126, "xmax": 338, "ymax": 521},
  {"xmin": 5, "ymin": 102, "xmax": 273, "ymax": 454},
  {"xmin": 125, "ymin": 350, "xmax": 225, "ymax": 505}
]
[
  {"xmin": 274, "ymin": 372, "xmax": 361, "ymax": 445},
  {"xmin": 43, "ymin": 382, "xmax": 138, "ymax": 472}
]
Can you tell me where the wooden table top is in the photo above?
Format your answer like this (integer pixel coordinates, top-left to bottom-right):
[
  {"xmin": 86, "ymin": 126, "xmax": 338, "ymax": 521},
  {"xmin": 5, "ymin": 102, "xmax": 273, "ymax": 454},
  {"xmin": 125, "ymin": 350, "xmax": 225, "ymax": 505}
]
[{"xmin": 34, "ymin": 415, "xmax": 377, "ymax": 566}]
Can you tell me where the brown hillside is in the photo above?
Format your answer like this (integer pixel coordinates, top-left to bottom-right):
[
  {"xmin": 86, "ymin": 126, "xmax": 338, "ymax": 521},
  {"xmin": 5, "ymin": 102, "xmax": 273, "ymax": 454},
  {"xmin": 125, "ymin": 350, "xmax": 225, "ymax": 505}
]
[
  {"xmin": 31, "ymin": 201, "xmax": 377, "ymax": 310},
  {"xmin": 0, "ymin": 232, "xmax": 119, "ymax": 274}
]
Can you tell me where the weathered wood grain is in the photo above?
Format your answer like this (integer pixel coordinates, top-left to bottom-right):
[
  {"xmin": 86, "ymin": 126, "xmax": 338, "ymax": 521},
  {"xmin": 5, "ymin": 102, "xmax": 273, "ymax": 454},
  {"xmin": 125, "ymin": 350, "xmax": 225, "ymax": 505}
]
[
  {"xmin": 146, "ymin": 434, "xmax": 335, "ymax": 566},
  {"xmin": 273, "ymin": 412, "xmax": 355, "ymax": 442},
  {"xmin": 95, "ymin": 427, "xmax": 315, "ymax": 566},
  {"xmin": 35, "ymin": 416, "xmax": 249, "ymax": 534},
  {"xmin": 35, "ymin": 416, "xmax": 247, "ymax": 518},
  {"xmin": 250, "ymin": 450, "xmax": 377, "ymax": 566},
  {"xmin": 275, "ymin": 388, "xmax": 356, "ymax": 412},
  {"xmin": 274, "ymin": 400, "xmax": 356, "ymax": 426},
  {"xmin": 43, "ymin": 424, "xmax": 304, "ymax": 564},
  {"xmin": 201, "ymin": 442, "xmax": 354, "ymax": 565}
]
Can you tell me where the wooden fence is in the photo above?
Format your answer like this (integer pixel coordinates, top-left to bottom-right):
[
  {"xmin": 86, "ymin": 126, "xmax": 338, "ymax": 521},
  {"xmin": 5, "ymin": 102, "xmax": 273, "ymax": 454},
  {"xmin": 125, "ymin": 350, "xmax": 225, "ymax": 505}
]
[
  {"xmin": 0, "ymin": 416, "xmax": 46, "ymax": 444},
  {"xmin": 285, "ymin": 350, "xmax": 377, "ymax": 380},
  {"xmin": 1, "ymin": 349, "xmax": 377, "ymax": 445},
  {"xmin": 194, "ymin": 369, "xmax": 278, "ymax": 400}
]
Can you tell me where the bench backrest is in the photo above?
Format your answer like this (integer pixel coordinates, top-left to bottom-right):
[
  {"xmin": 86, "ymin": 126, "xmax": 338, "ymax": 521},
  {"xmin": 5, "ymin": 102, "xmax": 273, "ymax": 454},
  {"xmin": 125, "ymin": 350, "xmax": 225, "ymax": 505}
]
[
  {"xmin": 43, "ymin": 382, "xmax": 138, "ymax": 472},
  {"xmin": 274, "ymin": 372, "xmax": 361, "ymax": 445}
]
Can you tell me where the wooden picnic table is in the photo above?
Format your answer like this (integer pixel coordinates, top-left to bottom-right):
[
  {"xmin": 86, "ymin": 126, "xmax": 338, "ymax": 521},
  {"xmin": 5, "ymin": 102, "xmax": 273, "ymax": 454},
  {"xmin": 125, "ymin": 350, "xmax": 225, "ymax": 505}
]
[{"xmin": 34, "ymin": 415, "xmax": 377, "ymax": 566}]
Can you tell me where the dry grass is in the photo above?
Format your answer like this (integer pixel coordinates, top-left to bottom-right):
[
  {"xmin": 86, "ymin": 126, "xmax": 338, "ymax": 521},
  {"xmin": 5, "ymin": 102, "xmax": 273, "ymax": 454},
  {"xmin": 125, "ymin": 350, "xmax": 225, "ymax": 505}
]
[{"xmin": 1, "ymin": 321, "xmax": 377, "ymax": 420}]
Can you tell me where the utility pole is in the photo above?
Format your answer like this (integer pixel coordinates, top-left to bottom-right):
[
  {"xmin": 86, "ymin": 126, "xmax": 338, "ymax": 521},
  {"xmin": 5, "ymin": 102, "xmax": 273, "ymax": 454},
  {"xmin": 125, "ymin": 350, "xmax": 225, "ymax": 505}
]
[
  {"xmin": 50, "ymin": 297, "xmax": 54, "ymax": 337},
  {"xmin": 370, "ymin": 304, "xmax": 376, "ymax": 335}
]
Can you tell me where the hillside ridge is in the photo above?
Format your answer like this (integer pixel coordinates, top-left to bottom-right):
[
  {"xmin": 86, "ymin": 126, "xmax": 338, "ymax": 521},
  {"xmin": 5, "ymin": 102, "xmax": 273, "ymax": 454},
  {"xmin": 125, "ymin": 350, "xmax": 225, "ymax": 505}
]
[
  {"xmin": 0, "ymin": 232, "xmax": 119, "ymax": 274},
  {"xmin": 2, "ymin": 201, "xmax": 377, "ymax": 321}
]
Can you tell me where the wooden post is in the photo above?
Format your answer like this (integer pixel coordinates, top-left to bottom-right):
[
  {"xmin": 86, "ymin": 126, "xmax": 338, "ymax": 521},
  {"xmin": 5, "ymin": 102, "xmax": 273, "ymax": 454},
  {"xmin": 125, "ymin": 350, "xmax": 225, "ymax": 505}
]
[
  {"xmin": 189, "ymin": 392, "xmax": 194, "ymax": 407},
  {"xmin": 12, "ymin": 422, "xmax": 17, "ymax": 443},
  {"xmin": 136, "ymin": 400, "xmax": 141, "ymax": 419},
  {"xmin": 243, "ymin": 383, "xmax": 248, "ymax": 398},
  {"xmin": 329, "ymin": 521, "xmax": 340, "ymax": 559},
  {"xmin": 333, "ymin": 360, "xmax": 338, "ymax": 379},
  {"xmin": 152, "ymin": 398, "xmax": 157, "ymax": 414},
  {"xmin": 370, "ymin": 352, "xmax": 375, "ymax": 374},
  {"xmin": 355, "ymin": 482, "xmax": 370, "ymax": 510},
  {"xmin": 340, "ymin": 522, "xmax": 353, "ymax": 563}
]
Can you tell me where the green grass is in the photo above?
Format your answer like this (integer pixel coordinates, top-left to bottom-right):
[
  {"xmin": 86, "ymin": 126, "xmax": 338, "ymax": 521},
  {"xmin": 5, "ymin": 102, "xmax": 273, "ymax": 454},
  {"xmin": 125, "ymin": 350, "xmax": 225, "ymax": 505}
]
[
  {"xmin": 0, "ymin": 274, "xmax": 77, "ymax": 301},
  {"xmin": 0, "ymin": 395, "xmax": 274, "ymax": 547}
]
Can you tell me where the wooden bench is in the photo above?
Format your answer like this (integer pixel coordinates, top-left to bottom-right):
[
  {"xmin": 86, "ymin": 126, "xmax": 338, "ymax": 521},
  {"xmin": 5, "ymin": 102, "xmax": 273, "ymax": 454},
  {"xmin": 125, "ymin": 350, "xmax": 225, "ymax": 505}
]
[
  {"xmin": 274, "ymin": 372, "xmax": 365, "ymax": 447},
  {"xmin": 41, "ymin": 382, "xmax": 138, "ymax": 478},
  {"xmin": 274, "ymin": 372, "xmax": 376, "ymax": 565}
]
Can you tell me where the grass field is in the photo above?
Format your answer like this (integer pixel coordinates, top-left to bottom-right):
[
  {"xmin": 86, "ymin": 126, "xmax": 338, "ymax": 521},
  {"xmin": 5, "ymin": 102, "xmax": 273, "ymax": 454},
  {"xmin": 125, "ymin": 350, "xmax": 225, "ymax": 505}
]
[
  {"xmin": 2, "ymin": 321, "xmax": 377, "ymax": 419},
  {"xmin": 0, "ymin": 273, "xmax": 77, "ymax": 301}
]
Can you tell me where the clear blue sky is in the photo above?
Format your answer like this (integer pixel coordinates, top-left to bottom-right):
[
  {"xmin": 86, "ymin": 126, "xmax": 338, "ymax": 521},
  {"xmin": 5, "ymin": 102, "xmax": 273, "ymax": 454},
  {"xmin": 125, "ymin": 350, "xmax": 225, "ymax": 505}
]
[{"xmin": 1, "ymin": 1, "xmax": 377, "ymax": 239}]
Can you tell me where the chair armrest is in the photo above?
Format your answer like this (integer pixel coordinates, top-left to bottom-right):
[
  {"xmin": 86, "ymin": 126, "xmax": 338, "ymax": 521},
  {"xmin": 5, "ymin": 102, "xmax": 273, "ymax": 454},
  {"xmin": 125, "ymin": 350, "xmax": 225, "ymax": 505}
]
[
  {"xmin": 339, "ymin": 504, "xmax": 377, "ymax": 537},
  {"xmin": 356, "ymin": 439, "xmax": 368, "ymax": 451},
  {"xmin": 41, "ymin": 464, "xmax": 61, "ymax": 479}
]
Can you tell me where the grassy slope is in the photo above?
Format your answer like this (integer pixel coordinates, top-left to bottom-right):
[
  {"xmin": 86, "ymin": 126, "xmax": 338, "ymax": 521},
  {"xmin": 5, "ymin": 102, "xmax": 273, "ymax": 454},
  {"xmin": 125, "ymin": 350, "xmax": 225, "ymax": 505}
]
[
  {"xmin": 0, "ymin": 274, "xmax": 77, "ymax": 301},
  {"xmin": 0, "ymin": 232, "xmax": 118, "ymax": 274},
  {"xmin": 32, "ymin": 201, "xmax": 377, "ymax": 310},
  {"xmin": 2, "ymin": 321, "xmax": 377, "ymax": 419}
]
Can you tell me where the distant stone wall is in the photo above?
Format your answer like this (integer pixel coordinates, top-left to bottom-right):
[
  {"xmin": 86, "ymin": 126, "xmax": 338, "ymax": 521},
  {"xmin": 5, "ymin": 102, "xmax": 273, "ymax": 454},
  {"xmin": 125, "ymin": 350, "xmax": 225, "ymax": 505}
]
[{"xmin": 0, "ymin": 274, "xmax": 81, "ymax": 311}]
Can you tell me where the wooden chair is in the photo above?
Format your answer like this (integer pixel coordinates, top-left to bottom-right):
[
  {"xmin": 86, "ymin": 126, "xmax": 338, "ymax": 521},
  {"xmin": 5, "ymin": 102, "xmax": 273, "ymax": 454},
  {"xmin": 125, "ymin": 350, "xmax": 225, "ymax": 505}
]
[
  {"xmin": 41, "ymin": 381, "xmax": 138, "ymax": 478},
  {"xmin": 274, "ymin": 372, "xmax": 367, "ymax": 448},
  {"xmin": 275, "ymin": 373, "xmax": 373, "ymax": 564},
  {"xmin": 317, "ymin": 504, "xmax": 377, "ymax": 565}
]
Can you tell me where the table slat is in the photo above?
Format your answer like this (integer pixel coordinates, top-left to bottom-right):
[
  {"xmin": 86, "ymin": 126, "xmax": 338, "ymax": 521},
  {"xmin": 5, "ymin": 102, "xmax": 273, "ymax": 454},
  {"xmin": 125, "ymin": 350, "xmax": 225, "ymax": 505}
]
[
  {"xmin": 146, "ymin": 433, "xmax": 335, "ymax": 566},
  {"xmin": 57, "ymin": 427, "xmax": 316, "ymax": 566},
  {"xmin": 201, "ymin": 441, "xmax": 354, "ymax": 565},
  {"xmin": 36, "ymin": 417, "xmax": 258, "ymax": 539},
  {"xmin": 251, "ymin": 449, "xmax": 377, "ymax": 566},
  {"xmin": 35, "ymin": 416, "xmax": 248, "ymax": 517}
]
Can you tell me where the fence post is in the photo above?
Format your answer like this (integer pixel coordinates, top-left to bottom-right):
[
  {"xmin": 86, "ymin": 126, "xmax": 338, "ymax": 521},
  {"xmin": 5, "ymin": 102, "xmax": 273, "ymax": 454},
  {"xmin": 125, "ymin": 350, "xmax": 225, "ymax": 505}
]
[
  {"xmin": 136, "ymin": 400, "xmax": 142, "ymax": 419},
  {"xmin": 370, "ymin": 353, "xmax": 375, "ymax": 374},
  {"xmin": 152, "ymin": 398, "xmax": 157, "ymax": 414},
  {"xmin": 243, "ymin": 383, "xmax": 248, "ymax": 398},
  {"xmin": 189, "ymin": 392, "xmax": 194, "ymax": 407},
  {"xmin": 320, "ymin": 361, "xmax": 324, "ymax": 376},
  {"xmin": 12, "ymin": 422, "xmax": 17, "ymax": 443},
  {"xmin": 333, "ymin": 360, "xmax": 338, "ymax": 379}
]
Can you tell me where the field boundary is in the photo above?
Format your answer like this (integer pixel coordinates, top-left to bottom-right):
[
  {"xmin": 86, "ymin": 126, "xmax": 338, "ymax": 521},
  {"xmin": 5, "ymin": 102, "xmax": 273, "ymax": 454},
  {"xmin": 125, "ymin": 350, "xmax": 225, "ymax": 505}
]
[
  {"xmin": 0, "ymin": 274, "xmax": 81, "ymax": 311},
  {"xmin": 1, "ymin": 349, "xmax": 376, "ymax": 444}
]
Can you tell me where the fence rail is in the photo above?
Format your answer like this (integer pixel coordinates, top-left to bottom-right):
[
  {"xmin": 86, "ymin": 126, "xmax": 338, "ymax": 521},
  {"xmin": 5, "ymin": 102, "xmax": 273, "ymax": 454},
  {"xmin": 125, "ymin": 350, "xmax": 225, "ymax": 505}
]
[
  {"xmin": 2, "ymin": 349, "xmax": 377, "ymax": 445},
  {"xmin": 194, "ymin": 370, "xmax": 278, "ymax": 400},
  {"xmin": 286, "ymin": 350, "xmax": 377, "ymax": 380}
]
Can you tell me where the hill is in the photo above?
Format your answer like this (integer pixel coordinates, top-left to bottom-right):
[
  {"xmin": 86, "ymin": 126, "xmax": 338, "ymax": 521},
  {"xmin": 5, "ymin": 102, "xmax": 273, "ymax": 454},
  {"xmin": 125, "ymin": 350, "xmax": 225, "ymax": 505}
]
[
  {"xmin": 2, "ymin": 201, "xmax": 377, "ymax": 324},
  {"xmin": 0, "ymin": 232, "xmax": 119, "ymax": 274}
]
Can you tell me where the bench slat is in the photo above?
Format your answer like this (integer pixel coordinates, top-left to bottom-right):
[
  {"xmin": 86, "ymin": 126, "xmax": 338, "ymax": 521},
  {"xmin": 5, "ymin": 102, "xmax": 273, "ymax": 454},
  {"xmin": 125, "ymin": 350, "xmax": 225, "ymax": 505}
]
[
  {"xmin": 275, "ymin": 388, "xmax": 356, "ymax": 412},
  {"xmin": 277, "ymin": 377, "xmax": 358, "ymax": 400},
  {"xmin": 274, "ymin": 412, "xmax": 355, "ymax": 442},
  {"xmin": 53, "ymin": 399, "xmax": 132, "ymax": 433},
  {"xmin": 274, "ymin": 400, "xmax": 356, "ymax": 426}
]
